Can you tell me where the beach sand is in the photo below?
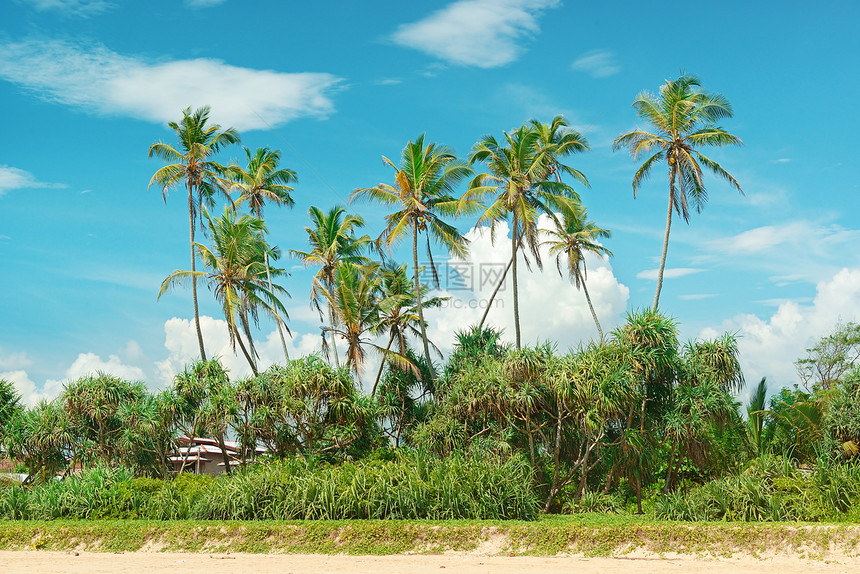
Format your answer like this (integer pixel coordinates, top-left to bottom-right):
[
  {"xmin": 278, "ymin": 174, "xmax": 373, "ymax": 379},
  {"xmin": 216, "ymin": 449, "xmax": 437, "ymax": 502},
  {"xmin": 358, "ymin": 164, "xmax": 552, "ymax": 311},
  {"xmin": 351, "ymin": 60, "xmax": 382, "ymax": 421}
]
[{"xmin": 2, "ymin": 550, "xmax": 859, "ymax": 574}]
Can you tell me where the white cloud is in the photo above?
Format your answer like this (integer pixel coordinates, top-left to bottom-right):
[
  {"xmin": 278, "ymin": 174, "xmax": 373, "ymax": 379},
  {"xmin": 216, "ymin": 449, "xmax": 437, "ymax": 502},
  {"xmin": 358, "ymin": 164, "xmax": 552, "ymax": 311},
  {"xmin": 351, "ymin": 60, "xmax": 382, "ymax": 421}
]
[
  {"xmin": 636, "ymin": 267, "xmax": 705, "ymax": 280},
  {"xmin": 155, "ymin": 316, "xmax": 320, "ymax": 384},
  {"xmin": 19, "ymin": 0, "xmax": 112, "ymax": 16},
  {"xmin": 0, "ymin": 40, "xmax": 343, "ymax": 131},
  {"xmin": 702, "ymin": 268, "xmax": 860, "ymax": 395},
  {"xmin": 0, "ymin": 350, "xmax": 32, "ymax": 370},
  {"xmin": 425, "ymin": 216, "xmax": 630, "ymax": 352},
  {"xmin": 391, "ymin": 0, "xmax": 560, "ymax": 68},
  {"xmin": 678, "ymin": 294, "xmax": 715, "ymax": 301},
  {"xmin": 186, "ymin": 0, "xmax": 226, "ymax": 6},
  {"xmin": 570, "ymin": 50, "xmax": 620, "ymax": 78},
  {"xmin": 0, "ymin": 165, "xmax": 65, "ymax": 197},
  {"xmin": 1, "ymin": 351, "xmax": 144, "ymax": 407},
  {"xmin": 713, "ymin": 222, "xmax": 860, "ymax": 256}
]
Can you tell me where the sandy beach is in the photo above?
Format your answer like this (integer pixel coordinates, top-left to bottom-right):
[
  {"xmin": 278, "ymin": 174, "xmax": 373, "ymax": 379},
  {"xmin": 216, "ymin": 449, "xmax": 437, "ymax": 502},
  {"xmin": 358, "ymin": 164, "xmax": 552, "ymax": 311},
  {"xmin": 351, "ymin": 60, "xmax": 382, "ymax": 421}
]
[{"xmin": 1, "ymin": 551, "xmax": 859, "ymax": 574}]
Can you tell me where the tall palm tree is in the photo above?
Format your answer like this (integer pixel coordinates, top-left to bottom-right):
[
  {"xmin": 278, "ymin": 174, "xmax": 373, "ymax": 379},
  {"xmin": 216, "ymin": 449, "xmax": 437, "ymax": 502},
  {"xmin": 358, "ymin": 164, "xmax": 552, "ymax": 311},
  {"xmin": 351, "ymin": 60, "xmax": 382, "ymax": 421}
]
[
  {"xmin": 470, "ymin": 116, "xmax": 589, "ymax": 348},
  {"xmin": 352, "ymin": 135, "xmax": 479, "ymax": 373},
  {"xmin": 228, "ymin": 146, "xmax": 297, "ymax": 362},
  {"xmin": 290, "ymin": 206, "xmax": 374, "ymax": 368},
  {"xmin": 159, "ymin": 207, "xmax": 289, "ymax": 376},
  {"xmin": 541, "ymin": 205, "xmax": 612, "ymax": 339},
  {"xmin": 149, "ymin": 106, "xmax": 240, "ymax": 360},
  {"xmin": 613, "ymin": 74, "xmax": 743, "ymax": 309}
]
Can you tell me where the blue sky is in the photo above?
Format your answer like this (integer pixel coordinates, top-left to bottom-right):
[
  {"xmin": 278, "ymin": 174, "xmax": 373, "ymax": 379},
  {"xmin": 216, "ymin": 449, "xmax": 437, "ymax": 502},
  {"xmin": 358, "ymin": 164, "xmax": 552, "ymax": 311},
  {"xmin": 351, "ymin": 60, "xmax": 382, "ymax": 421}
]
[{"xmin": 2, "ymin": 0, "xmax": 860, "ymax": 403}]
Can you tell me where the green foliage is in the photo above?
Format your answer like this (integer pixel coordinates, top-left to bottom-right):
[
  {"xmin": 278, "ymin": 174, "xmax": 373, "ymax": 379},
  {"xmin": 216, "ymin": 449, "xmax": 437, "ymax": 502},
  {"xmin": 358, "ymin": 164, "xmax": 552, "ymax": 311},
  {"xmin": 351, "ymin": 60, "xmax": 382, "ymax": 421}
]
[
  {"xmin": 795, "ymin": 321, "xmax": 860, "ymax": 390},
  {"xmin": 656, "ymin": 455, "xmax": 860, "ymax": 522},
  {"xmin": 1, "ymin": 452, "xmax": 537, "ymax": 521}
]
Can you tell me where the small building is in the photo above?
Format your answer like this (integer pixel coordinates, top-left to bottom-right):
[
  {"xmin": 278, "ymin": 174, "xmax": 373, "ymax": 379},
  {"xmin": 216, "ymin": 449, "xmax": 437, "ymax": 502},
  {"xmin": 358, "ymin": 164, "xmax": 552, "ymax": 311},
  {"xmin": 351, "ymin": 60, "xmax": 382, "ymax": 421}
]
[{"xmin": 168, "ymin": 437, "xmax": 266, "ymax": 476}]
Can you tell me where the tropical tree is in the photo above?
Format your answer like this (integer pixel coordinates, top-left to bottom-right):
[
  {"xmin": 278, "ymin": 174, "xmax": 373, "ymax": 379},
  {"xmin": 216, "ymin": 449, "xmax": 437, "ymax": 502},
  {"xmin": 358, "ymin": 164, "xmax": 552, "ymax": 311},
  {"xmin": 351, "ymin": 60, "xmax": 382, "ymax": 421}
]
[
  {"xmin": 371, "ymin": 261, "xmax": 446, "ymax": 396},
  {"xmin": 167, "ymin": 358, "xmax": 236, "ymax": 474},
  {"xmin": 159, "ymin": 207, "xmax": 289, "ymax": 376},
  {"xmin": 228, "ymin": 146, "xmax": 297, "ymax": 362},
  {"xmin": 746, "ymin": 377, "xmax": 768, "ymax": 458},
  {"xmin": 352, "ymin": 134, "xmax": 478, "ymax": 372},
  {"xmin": 613, "ymin": 74, "xmax": 743, "ymax": 309},
  {"xmin": 320, "ymin": 264, "xmax": 416, "ymax": 386},
  {"xmin": 0, "ymin": 378, "xmax": 21, "ymax": 453},
  {"xmin": 541, "ymin": 204, "xmax": 612, "ymax": 339},
  {"xmin": 291, "ymin": 206, "xmax": 374, "ymax": 368},
  {"xmin": 6, "ymin": 400, "xmax": 74, "ymax": 483},
  {"xmin": 149, "ymin": 106, "xmax": 240, "ymax": 360},
  {"xmin": 470, "ymin": 116, "xmax": 589, "ymax": 348}
]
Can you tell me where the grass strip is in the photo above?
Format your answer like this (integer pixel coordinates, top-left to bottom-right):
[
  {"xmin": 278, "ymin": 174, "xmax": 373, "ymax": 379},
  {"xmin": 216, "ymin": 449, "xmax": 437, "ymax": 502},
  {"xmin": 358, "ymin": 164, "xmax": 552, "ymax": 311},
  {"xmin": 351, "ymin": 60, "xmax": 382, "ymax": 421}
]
[{"xmin": 1, "ymin": 515, "xmax": 859, "ymax": 558}]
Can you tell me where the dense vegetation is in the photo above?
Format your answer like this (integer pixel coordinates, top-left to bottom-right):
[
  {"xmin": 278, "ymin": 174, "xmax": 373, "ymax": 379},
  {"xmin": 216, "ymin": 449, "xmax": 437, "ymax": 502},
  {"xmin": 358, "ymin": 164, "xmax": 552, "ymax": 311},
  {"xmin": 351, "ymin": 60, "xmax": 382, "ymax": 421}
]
[{"xmin": 2, "ymin": 73, "xmax": 859, "ymax": 524}]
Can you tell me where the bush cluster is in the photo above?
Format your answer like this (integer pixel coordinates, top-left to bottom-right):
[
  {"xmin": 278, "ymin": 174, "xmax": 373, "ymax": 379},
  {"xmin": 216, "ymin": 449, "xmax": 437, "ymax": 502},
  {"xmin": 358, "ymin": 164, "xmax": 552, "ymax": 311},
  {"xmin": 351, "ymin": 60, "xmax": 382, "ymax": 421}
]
[{"xmin": 0, "ymin": 451, "xmax": 538, "ymax": 521}]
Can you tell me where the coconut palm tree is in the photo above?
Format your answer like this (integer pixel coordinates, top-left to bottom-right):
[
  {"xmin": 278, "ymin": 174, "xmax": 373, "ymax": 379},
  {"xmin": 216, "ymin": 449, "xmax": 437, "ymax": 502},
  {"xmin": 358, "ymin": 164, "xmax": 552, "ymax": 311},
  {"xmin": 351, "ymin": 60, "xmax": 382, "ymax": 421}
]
[
  {"xmin": 371, "ymin": 261, "xmax": 446, "ymax": 396},
  {"xmin": 541, "ymin": 204, "xmax": 612, "ymax": 340},
  {"xmin": 470, "ymin": 116, "xmax": 589, "ymax": 348},
  {"xmin": 352, "ymin": 135, "xmax": 478, "ymax": 373},
  {"xmin": 228, "ymin": 146, "xmax": 297, "ymax": 362},
  {"xmin": 613, "ymin": 74, "xmax": 743, "ymax": 309},
  {"xmin": 149, "ymin": 106, "xmax": 240, "ymax": 360},
  {"xmin": 290, "ymin": 206, "xmax": 374, "ymax": 368},
  {"xmin": 159, "ymin": 207, "xmax": 289, "ymax": 376},
  {"xmin": 320, "ymin": 264, "xmax": 416, "ymax": 386}
]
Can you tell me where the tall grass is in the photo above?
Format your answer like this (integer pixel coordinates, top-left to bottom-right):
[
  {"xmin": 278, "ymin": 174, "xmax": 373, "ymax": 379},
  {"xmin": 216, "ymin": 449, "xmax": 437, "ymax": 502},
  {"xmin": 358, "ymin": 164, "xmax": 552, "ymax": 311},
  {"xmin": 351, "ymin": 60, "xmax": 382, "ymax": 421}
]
[
  {"xmin": 1, "ymin": 451, "xmax": 538, "ymax": 521},
  {"xmin": 656, "ymin": 455, "xmax": 860, "ymax": 522}
]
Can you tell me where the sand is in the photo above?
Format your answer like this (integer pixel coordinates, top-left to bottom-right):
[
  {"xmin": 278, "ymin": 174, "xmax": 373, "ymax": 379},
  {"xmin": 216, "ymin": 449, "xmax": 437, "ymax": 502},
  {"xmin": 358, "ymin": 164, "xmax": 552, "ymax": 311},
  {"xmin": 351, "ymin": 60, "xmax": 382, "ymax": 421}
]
[{"xmin": 1, "ymin": 551, "xmax": 859, "ymax": 574}]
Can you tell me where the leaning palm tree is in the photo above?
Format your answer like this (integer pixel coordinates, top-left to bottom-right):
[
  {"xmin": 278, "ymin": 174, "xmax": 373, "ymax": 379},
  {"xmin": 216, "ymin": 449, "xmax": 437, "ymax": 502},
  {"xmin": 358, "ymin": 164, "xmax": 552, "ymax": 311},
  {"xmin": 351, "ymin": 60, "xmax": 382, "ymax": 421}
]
[
  {"xmin": 290, "ymin": 206, "xmax": 374, "ymax": 368},
  {"xmin": 352, "ymin": 135, "xmax": 478, "ymax": 372},
  {"xmin": 470, "ymin": 116, "xmax": 589, "ymax": 348},
  {"xmin": 541, "ymin": 205, "xmax": 612, "ymax": 339},
  {"xmin": 149, "ymin": 106, "xmax": 240, "ymax": 360},
  {"xmin": 159, "ymin": 207, "xmax": 289, "ymax": 376},
  {"xmin": 613, "ymin": 74, "xmax": 743, "ymax": 309},
  {"xmin": 228, "ymin": 146, "xmax": 297, "ymax": 362}
]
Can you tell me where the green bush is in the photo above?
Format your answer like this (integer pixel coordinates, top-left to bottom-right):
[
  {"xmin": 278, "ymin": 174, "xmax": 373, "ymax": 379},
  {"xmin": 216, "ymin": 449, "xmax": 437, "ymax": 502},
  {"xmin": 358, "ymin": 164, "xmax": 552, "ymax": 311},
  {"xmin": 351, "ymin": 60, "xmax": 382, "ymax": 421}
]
[
  {"xmin": 656, "ymin": 455, "xmax": 860, "ymax": 521},
  {"xmin": 1, "ymin": 452, "xmax": 539, "ymax": 521}
]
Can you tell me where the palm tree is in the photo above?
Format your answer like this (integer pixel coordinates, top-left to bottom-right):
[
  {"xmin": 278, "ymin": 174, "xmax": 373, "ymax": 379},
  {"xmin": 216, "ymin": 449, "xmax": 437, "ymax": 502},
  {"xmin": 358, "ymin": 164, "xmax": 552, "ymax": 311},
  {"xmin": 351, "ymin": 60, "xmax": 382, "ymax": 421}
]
[
  {"xmin": 371, "ymin": 261, "xmax": 446, "ymax": 396},
  {"xmin": 613, "ymin": 74, "xmax": 743, "ymax": 309},
  {"xmin": 159, "ymin": 207, "xmax": 289, "ymax": 376},
  {"xmin": 149, "ymin": 106, "xmax": 240, "ymax": 360},
  {"xmin": 290, "ymin": 206, "xmax": 374, "ymax": 368},
  {"xmin": 469, "ymin": 116, "xmax": 589, "ymax": 348},
  {"xmin": 541, "ymin": 204, "xmax": 612, "ymax": 339},
  {"xmin": 352, "ymin": 135, "xmax": 478, "ymax": 372},
  {"xmin": 228, "ymin": 146, "xmax": 297, "ymax": 362},
  {"xmin": 320, "ymin": 264, "xmax": 415, "ymax": 386}
]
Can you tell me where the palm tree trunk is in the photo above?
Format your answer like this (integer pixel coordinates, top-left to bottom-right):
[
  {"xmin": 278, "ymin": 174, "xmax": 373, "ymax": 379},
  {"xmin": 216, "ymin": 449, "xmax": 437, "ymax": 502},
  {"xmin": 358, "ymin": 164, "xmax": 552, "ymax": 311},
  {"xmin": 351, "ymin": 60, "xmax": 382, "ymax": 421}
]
[
  {"xmin": 576, "ymin": 268, "xmax": 603, "ymax": 340},
  {"xmin": 188, "ymin": 183, "xmax": 206, "ymax": 361},
  {"xmin": 327, "ymin": 290, "xmax": 341, "ymax": 368},
  {"xmin": 413, "ymin": 221, "xmax": 434, "ymax": 374},
  {"xmin": 372, "ymin": 332, "xmax": 396, "ymax": 397},
  {"xmin": 477, "ymin": 255, "xmax": 513, "ymax": 330},
  {"xmin": 260, "ymin": 229, "xmax": 290, "ymax": 363},
  {"xmin": 511, "ymin": 213, "xmax": 521, "ymax": 349},
  {"xmin": 232, "ymin": 323, "xmax": 259, "ymax": 376},
  {"xmin": 653, "ymin": 169, "xmax": 676, "ymax": 310}
]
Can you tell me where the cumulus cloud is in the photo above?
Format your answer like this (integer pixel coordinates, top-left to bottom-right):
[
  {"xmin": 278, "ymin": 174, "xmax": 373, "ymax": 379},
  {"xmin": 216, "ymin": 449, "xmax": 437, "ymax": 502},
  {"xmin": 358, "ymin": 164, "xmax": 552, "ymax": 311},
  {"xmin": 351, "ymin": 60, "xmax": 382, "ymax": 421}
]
[
  {"xmin": 0, "ymin": 40, "xmax": 343, "ymax": 131},
  {"xmin": 424, "ymin": 216, "xmax": 630, "ymax": 353},
  {"xmin": 636, "ymin": 267, "xmax": 705, "ymax": 280},
  {"xmin": 701, "ymin": 268, "xmax": 860, "ymax": 398},
  {"xmin": 1, "ymin": 349, "xmax": 144, "ymax": 406},
  {"xmin": 155, "ymin": 315, "xmax": 321, "ymax": 384},
  {"xmin": 0, "ymin": 349, "xmax": 32, "ymax": 370},
  {"xmin": 19, "ymin": 0, "xmax": 112, "ymax": 16},
  {"xmin": 570, "ymin": 50, "xmax": 620, "ymax": 78},
  {"xmin": 391, "ymin": 0, "xmax": 560, "ymax": 68},
  {"xmin": 0, "ymin": 165, "xmax": 65, "ymax": 197}
]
